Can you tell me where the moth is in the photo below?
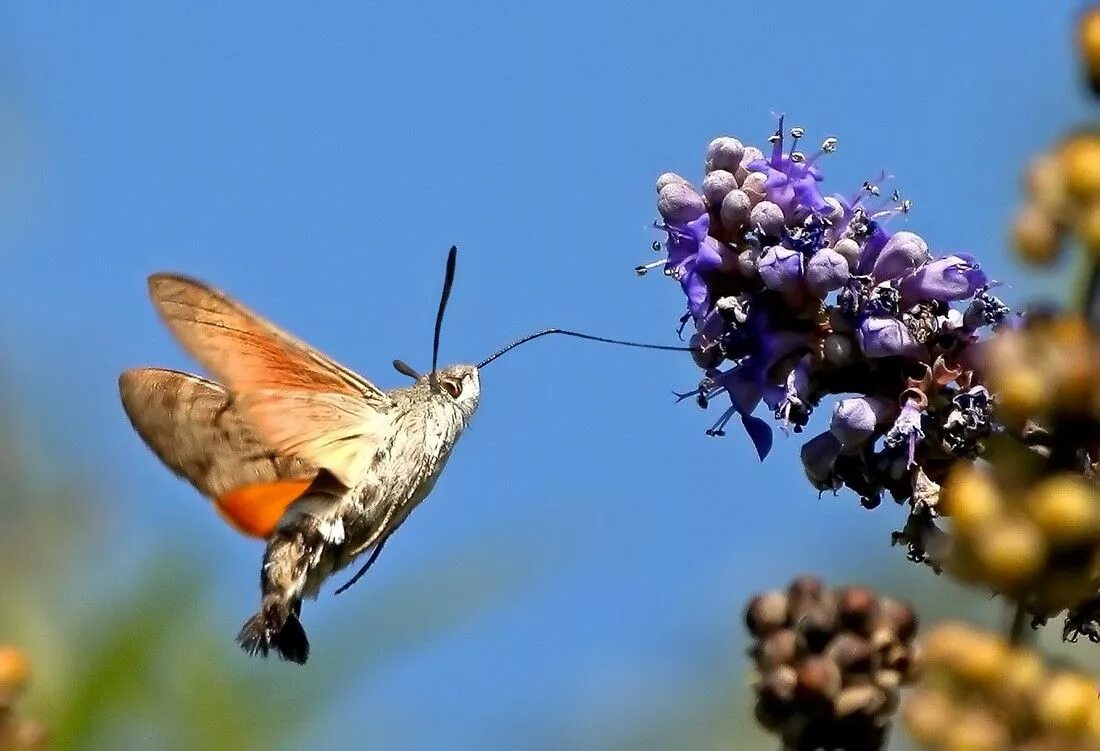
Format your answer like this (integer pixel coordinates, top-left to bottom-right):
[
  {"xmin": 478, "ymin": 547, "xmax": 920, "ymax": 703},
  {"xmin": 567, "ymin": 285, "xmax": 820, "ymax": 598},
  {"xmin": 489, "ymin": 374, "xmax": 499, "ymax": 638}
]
[{"xmin": 119, "ymin": 247, "xmax": 689, "ymax": 664}]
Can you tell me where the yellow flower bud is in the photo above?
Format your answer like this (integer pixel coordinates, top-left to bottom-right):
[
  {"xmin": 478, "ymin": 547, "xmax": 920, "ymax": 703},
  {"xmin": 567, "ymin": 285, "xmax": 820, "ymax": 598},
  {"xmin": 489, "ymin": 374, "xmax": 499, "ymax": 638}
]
[
  {"xmin": 1063, "ymin": 132, "xmax": 1100, "ymax": 199},
  {"xmin": 1012, "ymin": 204, "xmax": 1063, "ymax": 266},
  {"xmin": 973, "ymin": 517, "xmax": 1048, "ymax": 590},
  {"xmin": 941, "ymin": 465, "xmax": 1002, "ymax": 536},
  {"xmin": 1037, "ymin": 672, "xmax": 1097, "ymax": 734},
  {"xmin": 994, "ymin": 367, "xmax": 1049, "ymax": 426},
  {"xmin": 1026, "ymin": 474, "xmax": 1100, "ymax": 546}
]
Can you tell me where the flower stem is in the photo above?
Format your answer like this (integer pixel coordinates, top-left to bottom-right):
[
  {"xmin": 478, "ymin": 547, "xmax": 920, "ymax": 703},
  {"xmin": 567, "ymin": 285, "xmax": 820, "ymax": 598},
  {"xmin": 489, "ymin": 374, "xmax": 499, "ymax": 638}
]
[
  {"xmin": 1080, "ymin": 258, "xmax": 1100, "ymax": 326},
  {"xmin": 1008, "ymin": 602, "xmax": 1030, "ymax": 645}
]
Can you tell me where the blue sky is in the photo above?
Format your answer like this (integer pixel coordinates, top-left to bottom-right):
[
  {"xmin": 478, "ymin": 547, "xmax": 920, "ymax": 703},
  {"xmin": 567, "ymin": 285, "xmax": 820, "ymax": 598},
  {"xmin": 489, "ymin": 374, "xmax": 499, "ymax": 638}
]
[{"xmin": 0, "ymin": 2, "xmax": 1091, "ymax": 749}]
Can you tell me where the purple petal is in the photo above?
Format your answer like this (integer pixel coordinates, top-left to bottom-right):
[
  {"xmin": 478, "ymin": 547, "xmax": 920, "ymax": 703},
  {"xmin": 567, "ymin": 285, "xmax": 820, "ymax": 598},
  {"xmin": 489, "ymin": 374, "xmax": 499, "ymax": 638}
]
[
  {"xmin": 898, "ymin": 254, "xmax": 989, "ymax": 303},
  {"xmin": 854, "ymin": 224, "xmax": 894, "ymax": 276},
  {"xmin": 664, "ymin": 213, "xmax": 710, "ymax": 268},
  {"xmin": 741, "ymin": 413, "xmax": 774, "ymax": 460},
  {"xmin": 791, "ymin": 176, "xmax": 829, "ymax": 214}
]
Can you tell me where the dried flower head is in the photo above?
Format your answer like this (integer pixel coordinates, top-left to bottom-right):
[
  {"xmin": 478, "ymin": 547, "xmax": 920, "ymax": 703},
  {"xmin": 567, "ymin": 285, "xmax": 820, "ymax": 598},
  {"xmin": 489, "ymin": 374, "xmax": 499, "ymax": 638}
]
[{"xmin": 745, "ymin": 576, "xmax": 920, "ymax": 750}]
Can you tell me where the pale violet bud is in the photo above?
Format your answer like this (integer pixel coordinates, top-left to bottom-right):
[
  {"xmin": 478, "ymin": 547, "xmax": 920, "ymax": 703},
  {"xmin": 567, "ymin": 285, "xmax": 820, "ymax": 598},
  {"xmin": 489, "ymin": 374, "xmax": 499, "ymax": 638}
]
[
  {"xmin": 737, "ymin": 247, "xmax": 761, "ymax": 278},
  {"xmin": 830, "ymin": 396, "xmax": 893, "ymax": 451},
  {"xmin": 740, "ymin": 172, "xmax": 769, "ymax": 205},
  {"xmin": 750, "ymin": 200, "xmax": 786, "ymax": 238},
  {"xmin": 657, "ymin": 182, "xmax": 706, "ymax": 224},
  {"xmin": 702, "ymin": 170, "xmax": 738, "ymax": 208},
  {"xmin": 857, "ymin": 316, "xmax": 924, "ymax": 359},
  {"xmin": 655, "ymin": 172, "xmax": 689, "ymax": 193},
  {"xmin": 705, "ymin": 136, "xmax": 745, "ymax": 173},
  {"xmin": 832, "ymin": 238, "xmax": 861, "ymax": 270},
  {"xmin": 871, "ymin": 231, "xmax": 930, "ymax": 282},
  {"xmin": 805, "ymin": 247, "xmax": 851, "ymax": 296},
  {"xmin": 720, "ymin": 189, "xmax": 752, "ymax": 232},
  {"xmin": 758, "ymin": 245, "xmax": 804, "ymax": 292}
]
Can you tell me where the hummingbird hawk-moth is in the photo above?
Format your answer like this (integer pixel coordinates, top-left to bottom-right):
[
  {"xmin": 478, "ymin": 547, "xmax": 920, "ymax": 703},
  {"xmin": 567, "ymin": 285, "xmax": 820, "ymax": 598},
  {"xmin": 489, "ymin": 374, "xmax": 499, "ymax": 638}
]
[{"xmin": 119, "ymin": 247, "xmax": 691, "ymax": 664}]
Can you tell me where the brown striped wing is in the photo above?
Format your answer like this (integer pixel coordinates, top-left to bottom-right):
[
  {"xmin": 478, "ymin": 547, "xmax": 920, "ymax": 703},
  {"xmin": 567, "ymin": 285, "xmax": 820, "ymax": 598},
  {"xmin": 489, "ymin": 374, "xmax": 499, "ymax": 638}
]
[
  {"xmin": 119, "ymin": 367, "xmax": 317, "ymax": 537},
  {"xmin": 147, "ymin": 273, "xmax": 395, "ymax": 486}
]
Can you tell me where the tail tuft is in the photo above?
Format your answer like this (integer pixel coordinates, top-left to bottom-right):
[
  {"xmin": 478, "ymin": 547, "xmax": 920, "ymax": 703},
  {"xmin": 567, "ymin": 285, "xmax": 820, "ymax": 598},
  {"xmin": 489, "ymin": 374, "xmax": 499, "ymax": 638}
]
[
  {"xmin": 236, "ymin": 600, "xmax": 310, "ymax": 664},
  {"xmin": 275, "ymin": 613, "xmax": 310, "ymax": 664}
]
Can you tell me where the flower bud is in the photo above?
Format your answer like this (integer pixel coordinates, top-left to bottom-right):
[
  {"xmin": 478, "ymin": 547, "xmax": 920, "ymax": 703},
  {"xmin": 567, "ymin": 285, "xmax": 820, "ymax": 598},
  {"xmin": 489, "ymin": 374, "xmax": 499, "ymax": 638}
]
[
  {"xmin": 755, "ymin": 628, "xmax": 800, "ymax": 671},
  {"xmin": 972, "ymin": 517, "xmax": 1047, "ymax": 589},
  {"xmin": 705, "ymin": 136, "xmax": 744, "ymax": 173},
  {"xmin": 857, "ymin": 317, "xmax": 924, "ymax": 359},
  {"xmin": 827, "ymin": 633, "xmax": 875, "ymax": 674},
  {"xmin": 655, "ymin": 171, "xmax": 689, "ymax": 192},
  {"xmin": 833, "ymin": 685, "xmax": 885, "ymax": 719},
  {"xmin": 740, "ymin": 171, "xmax": 768, "ymax": 205},
  {"xmin": 1062, "ymin": 131, "xmax": 1100, "ymax": 199},
  {"xmin": 830, "ymin": 397, "xmax": 892, "ymax": 450},
  {"xmin": 758, "ymin": 245, "xmax": 803, "ymax": 292},
  {"xmin": 878, "ymin": 598, "xmax": 918, "ymax": 642},
  {"xmin": 1037, "ymin": 672, "xmax": 1096, "ymax": 733},
  {"xmin": 836, "ymin": 587, "xmax": 877, "ymax": 635},
  {"xmin": 719, "ymin": 188, "xmax": 752, "ymax": 232},
  {"xmin": 1012, "ymin": 204, "xmax": 1062, "ymax": 266},
  {"xmin": 821, "ymin": 334, "xmax": 853, "ymax": 366},
  {"xmin": 657, "ymin": 182, "xmax": 706, "ymax": 224},
  {"xmin": 795, "ymin": 656, "xmax": 842, "ymax": 704},
  {"xmin": 801, "ymin": 431, "xmax": 842, "ymax": 490},
  {"xmin": 805, "ymin": 247, "xmax": 850, "ymax": 296},
  {"xmin": 832, "ymin": 238, "xmax": 861, "ymax": 270},
  {"xmin": 1025, "ymin": 474, "xmax": 1100, "ymax": 546},
  {"xmin": 746, "ymin": 591, "xmax": 790, "ymax": 637},
  {"xmin": 749, "ymin": 200, "xmax": 786, "ymax": 238},
  {"xmin": 735, "ymin": 146, "xmax": 765, "ymax": 182},
  {"xmin": 701, "ymin": 169, "xmax": 738, "ymax": 208},
  {"xmin": 870, "ymin": 231, "xmax": 930, "ymax": 282}
]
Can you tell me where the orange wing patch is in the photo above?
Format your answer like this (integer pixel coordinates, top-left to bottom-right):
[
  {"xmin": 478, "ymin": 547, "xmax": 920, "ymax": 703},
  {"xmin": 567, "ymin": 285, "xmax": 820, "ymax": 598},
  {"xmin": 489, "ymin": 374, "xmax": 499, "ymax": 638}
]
[{"xmin": 215, "ymin": 480, "xmax": 313, "ymax": 539}]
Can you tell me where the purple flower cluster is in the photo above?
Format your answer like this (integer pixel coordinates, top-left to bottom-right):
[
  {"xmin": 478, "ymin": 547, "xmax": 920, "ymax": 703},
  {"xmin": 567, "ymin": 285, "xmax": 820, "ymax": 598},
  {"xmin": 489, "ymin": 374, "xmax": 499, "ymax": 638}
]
[{"xmin": 647, "ymin": 118, "xmax": 1009, "ymax": 509}]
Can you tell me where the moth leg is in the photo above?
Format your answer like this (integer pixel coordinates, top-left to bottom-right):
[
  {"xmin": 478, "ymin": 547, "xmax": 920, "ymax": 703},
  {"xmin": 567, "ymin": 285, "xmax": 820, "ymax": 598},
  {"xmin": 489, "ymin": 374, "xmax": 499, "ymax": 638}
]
[
  {"xmin": 334, "ymin": 531, "xmax": 392, "ymax": 595},
  {"xmin": 332, "ymin": 498, "xmax": 403, "ymax": 595}
]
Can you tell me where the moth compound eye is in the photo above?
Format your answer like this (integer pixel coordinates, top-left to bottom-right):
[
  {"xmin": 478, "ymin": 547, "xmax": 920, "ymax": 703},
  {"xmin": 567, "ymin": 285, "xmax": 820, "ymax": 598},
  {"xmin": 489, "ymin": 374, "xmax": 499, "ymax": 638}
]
[{"xmin": 442, "ymin": 379, "xmax": 462, "ymax": 399}]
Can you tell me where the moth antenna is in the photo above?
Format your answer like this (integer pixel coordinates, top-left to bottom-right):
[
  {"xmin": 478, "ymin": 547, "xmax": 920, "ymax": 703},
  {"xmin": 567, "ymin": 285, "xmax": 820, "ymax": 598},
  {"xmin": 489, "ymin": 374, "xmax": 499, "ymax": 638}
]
[
  {"xmin": 477, "ymin": 328, "xmax": 697, "ymax": 369},
  {"xmin": 393, "ymin": 359, "xmax": 420, "ymax": 380},
  {"xmin": 430, "ymin": 246, "xmax": 458, "ymax": 388}
]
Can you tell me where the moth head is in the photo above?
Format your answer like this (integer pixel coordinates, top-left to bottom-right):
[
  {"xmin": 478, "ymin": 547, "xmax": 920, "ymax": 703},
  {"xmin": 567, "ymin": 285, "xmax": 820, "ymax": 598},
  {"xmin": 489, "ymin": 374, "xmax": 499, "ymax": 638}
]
[{"xmin": 432, "ymin": 363, "xmax": 480, "ymax": 419}]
